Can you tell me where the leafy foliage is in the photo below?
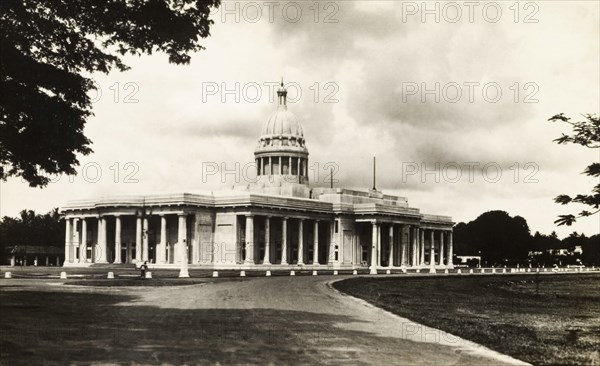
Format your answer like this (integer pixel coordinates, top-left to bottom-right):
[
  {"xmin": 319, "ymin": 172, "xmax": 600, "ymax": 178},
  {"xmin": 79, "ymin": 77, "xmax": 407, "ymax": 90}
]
[
  {"xmin": 454, "ymin": 210, "xmax": 600, "ymax": 265},
  {"xmin": 0, "ymin": 0, "xmax": 220, "ymax": 186},
  {"xmin": 453, "ymin": 210, "xmax": 531, "ymax": 264},
  {"xmin": 0, "ymin": 209, "xmax": 63, "ymax": 247},
  {"xmin": 548, "ymin": 113, "xmax": 600, "ymax": 225}
]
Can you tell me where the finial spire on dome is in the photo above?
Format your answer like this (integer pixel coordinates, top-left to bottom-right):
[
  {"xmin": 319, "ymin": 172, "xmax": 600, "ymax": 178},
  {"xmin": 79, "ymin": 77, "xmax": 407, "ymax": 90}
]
[{"xmin": 277, "ymin": 77, "xmax": 287, "ymax": 108}]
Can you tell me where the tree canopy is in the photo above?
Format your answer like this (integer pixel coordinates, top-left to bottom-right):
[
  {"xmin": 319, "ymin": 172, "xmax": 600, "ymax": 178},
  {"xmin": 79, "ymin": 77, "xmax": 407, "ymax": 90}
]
[
  {"xmin": 453, "ymin": 210, "xmax": 531, "ymax": 265},
  {"xmin": 548, "ymin": 113, "xmax": 600, "ymax": 225},
  {"xmin": 454, "ymin": 210, "xmax": 600, "ymax": 266},
  {"xmin": 0, "ymin": 0, "xmax": 220, "ymax": 187},
  {"xmin": 0, "ymin": 209, "xmax": 63, "ymax": 247},
  {"xmin": 0, "ymin": 209, "xmax": 64, "ymax": 264}
]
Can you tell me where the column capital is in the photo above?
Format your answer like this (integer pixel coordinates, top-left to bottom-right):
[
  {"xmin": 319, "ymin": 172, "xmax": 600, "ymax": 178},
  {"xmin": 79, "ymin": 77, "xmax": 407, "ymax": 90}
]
[{"xmin": 177, "ymin": 212, "xmax": 187, "ymax": 217}]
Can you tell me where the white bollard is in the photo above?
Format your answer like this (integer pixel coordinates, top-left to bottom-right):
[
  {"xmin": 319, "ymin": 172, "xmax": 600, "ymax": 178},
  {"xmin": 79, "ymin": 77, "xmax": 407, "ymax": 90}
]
[
  {"xmin": 60, "ymin": 272, "xmax": 67, "ymax": 279},
  {"xmin": 444, "ymin": 269, "xmax": 449, "ymax": 274},
  {"xmin": 266, "ymin": 270, "xmax": 271, "ymax": 277},
  {"xmin": 4, "ymin": 272, "xmax": 11, "ymax": 279},
  {"xmin": 469, "ymin": 269, "xmax": 473, "ymax": 274},
  {"xmin": 179, "ymin": 268, "xmax": 189, "ymax": 278},
  {"xmin": 402, "ymin": 268, "xmax": 407, "ymax": 273},
  {"xmin": 491, "ymin": 268, "xmax": 496, "ymax": 273},
  {"xmin": 290, "ymin": 270, "xmax": 295, "ymax": 276},
  {"xmin": 240, "ymin": 271, "xmax": 246, "ymax": 277},
  {"xmin": 107, "ymin": 272, "xmax": 114, "ymax": 279},
  {"xmin": 502, "ymin": 268, "xmax": 506, "ymax": 273},
  {"xmin": 527, "ymin": 268, "xmax": 531, "ymax": 272},
  {"xmin": 212, "ymin": 271, "xmax": 219, "ymax": 278},
  {"xmin": 352, "ymin": 270, "xmax": 358, "ymax": 275},
  {"xmin": 457, "ymin": 269, "xmax": 462, "ymax": 274},
  {"xmin": 480, "ymin": 268, "xmax": 485, "ymax": 274},
  {"xmin": 416, "ymin": 269, "xmax": 421, "ymax": 273},
  {"xmin": 312, "ymin": 270, "xmax": 318, "ymax": 276},
  {"xmin": 386, "ymin": 269, "xmax": 391, "ymax": 275},
  {"xmin": 145, "ymin": 271, "xmax": 152, "ymax": 279},
  {"xmin": 333, "ymin": 270, "xmax": 338, "ymax": 275},
  {"xmin": 429, "ymin": 267, "xmax": 436, "ymax": 274}
]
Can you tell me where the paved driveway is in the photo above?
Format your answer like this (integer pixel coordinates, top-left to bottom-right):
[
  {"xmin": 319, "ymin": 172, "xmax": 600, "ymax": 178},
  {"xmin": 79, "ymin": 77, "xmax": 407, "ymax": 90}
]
[{"xmin": 116, "ymin": 275, "xmax": 529, "ymax": 365}]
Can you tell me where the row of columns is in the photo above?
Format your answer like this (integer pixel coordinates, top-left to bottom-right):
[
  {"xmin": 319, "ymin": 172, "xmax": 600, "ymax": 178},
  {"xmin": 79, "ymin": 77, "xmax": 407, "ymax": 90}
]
[
  {"xmin": 10, "ymin": 255, "xmax": 61, "ymax": 267},
  {"xmin": 64, "ymin": 213, "xmax": 189, "ymax": 265},
  {"xmin": 369, "ymin": 222, "xmax": 453, "ymax": 273},
  {"xmin": 65, "ymin": 215, "xmax": 453, "ymax": 268},
  {"xmin": 257, "ymin": 156, "xmax": 307, "ymax": 177},
  {"xmin": 243, "ymin": 215, "xmax": 328, "ymax": 265}
]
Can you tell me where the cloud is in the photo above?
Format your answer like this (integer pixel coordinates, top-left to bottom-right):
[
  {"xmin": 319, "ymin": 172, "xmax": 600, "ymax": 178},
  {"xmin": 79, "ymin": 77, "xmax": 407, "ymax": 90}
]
[{"xmin": 2, "ymin": 1, "xmax": 598, "ymax": 239}]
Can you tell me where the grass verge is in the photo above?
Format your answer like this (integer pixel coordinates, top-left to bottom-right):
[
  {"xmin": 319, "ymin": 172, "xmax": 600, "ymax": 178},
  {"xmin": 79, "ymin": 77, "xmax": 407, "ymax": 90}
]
[{"xmin": 333, "ymin": 273, "xmax": 600, "ymax": 366}]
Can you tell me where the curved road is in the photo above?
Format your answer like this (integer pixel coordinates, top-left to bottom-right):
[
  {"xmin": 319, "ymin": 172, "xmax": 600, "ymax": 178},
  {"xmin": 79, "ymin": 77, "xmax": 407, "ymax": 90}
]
[{"xmin": 116, "ymin": 275, "xmax": 529, "ymax": 365}]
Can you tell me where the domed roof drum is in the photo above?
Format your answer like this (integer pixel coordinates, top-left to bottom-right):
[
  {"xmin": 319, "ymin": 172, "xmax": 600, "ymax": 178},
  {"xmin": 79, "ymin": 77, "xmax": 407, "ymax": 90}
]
[{"xmin": 255, "ymin": 81, "xmax": 308, "ymax": 156}]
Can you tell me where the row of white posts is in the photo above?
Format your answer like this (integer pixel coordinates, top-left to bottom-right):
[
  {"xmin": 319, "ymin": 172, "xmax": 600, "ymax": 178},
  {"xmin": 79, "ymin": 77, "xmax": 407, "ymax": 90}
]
[{"xmin": 3, "ymin": 267, "xmax": 596, "ymax": 279}]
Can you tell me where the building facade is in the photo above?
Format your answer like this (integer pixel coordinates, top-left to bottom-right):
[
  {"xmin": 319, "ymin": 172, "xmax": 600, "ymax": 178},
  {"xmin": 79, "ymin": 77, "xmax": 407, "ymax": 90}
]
[{"xmin": 61, "ymin": 83, "xmax": 454, "ymax": 272}]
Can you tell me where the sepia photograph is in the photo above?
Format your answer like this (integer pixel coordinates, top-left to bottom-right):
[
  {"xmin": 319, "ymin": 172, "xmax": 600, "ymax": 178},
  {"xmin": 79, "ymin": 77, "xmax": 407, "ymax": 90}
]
[{"xmin": 1, "ymin": 0, "xmax": 599, "ymax": 365}]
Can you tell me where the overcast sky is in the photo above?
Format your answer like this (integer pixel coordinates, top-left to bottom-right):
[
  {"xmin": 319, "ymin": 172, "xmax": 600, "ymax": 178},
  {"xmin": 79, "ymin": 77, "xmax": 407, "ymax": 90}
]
[{"xmin": 2, "ymin": 1, "xmax": 599, "ymax": 238}]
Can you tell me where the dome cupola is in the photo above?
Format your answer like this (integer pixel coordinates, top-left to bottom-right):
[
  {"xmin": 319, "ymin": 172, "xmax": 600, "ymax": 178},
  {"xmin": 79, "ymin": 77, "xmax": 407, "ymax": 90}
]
[{"xmin": 254, "ymin": 79, "xmax": 309, "ymax": 185}]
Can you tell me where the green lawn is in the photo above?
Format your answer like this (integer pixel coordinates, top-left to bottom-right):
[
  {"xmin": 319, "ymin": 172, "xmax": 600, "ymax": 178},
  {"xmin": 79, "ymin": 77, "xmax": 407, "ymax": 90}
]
[{"xmin": 333, "ymin": 273, "xmax": 600, "ymax": 366}]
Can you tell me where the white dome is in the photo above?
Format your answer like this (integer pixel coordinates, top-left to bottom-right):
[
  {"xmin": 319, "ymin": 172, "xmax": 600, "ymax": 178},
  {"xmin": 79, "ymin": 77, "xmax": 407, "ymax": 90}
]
[
  {"xmin": 260, "ymin": 108, "xmax": 304, "ymax": 137},
  {"xmin": 255, "ymin": 80, "xmax": 308, "ymax": 155}
]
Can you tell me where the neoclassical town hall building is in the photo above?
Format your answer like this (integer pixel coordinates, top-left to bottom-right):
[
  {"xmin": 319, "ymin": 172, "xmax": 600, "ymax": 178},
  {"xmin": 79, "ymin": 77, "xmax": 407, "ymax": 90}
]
[{"xmin": 61, "ymin": 83, "xmax": 454, "ymax": 272}]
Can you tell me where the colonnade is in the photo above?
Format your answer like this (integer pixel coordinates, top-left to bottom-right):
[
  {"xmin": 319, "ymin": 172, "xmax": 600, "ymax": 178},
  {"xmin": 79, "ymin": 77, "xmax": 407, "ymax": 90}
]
[
  {"xmin": 63, "ymin": 213, "xmax": 189, "ymax": 265},
  {"xmin": 242, "ymin": 215, "xmax": 332, "ymax": 265},
  {"xmin": 369, "ymin": 221, "xmax": 453, "ymax": 273},
  {"xmin": 64, "ymin": 214, "xmax": 452, "ymax": 268},
  {"xmin": 256, "ymin": 156, "xmax": 308, "ymax": 177}
]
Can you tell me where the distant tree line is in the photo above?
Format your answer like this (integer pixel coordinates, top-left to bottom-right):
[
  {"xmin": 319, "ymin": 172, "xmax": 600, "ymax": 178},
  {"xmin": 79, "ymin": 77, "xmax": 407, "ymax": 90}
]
[
  {"xmin": 454, "ymin": 210, "xmax": 600, "ymax": 266},
  {"xmin": 0, "ymin": 209, "xmax": 64, "ymax": 264}
]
